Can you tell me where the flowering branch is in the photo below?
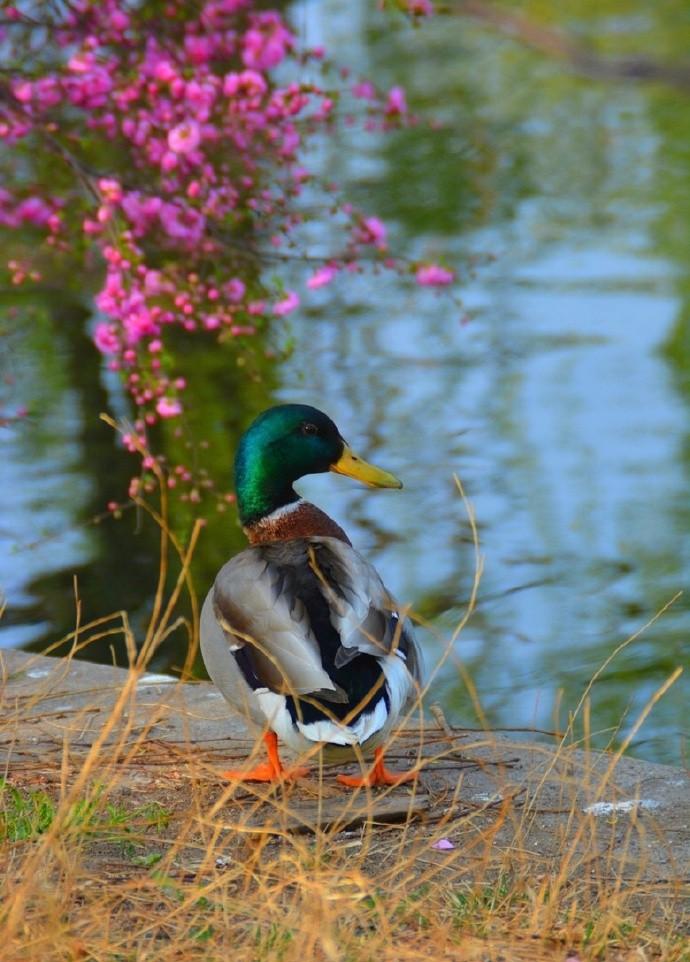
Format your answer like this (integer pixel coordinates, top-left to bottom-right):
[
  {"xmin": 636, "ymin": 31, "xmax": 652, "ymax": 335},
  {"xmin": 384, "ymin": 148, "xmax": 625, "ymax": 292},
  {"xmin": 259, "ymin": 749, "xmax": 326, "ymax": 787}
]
[{"xmin": 0, "ymin": 0, "xmax": 455, "ymax": 508}]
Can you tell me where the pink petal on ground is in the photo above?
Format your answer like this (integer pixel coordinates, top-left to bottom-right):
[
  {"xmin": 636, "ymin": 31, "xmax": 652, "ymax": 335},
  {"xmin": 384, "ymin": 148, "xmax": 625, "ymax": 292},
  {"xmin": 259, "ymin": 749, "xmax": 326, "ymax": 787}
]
[{"xmin": 431, "ymin": 838, "xmax": 455, "ymax": 851}]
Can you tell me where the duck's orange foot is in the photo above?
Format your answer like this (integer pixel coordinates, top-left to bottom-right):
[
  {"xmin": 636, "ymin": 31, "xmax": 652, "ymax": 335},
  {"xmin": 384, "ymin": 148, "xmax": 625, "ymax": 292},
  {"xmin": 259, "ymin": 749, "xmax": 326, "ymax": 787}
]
[
  {"xmin": 220, "ymin": 762, "xmax": 310, "ymax": 783},
  {"xmin": 336, "ymin": 748, "xmax": 419, "ymax": 788},
  {"xmin": 220, "ymin": 732, "xmax": 310, "ymax": 783}
]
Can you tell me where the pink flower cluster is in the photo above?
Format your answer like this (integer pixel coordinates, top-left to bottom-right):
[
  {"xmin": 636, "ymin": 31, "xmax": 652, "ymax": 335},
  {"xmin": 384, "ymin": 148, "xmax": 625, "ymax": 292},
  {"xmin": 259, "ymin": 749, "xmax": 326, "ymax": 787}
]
[
  {"xmin": 0, "ymin": 0, "xmax": 451, "ymax": 505},
  {"xmin": 0, "ymin": 190, "xmax": 61, "ymax": 233},
  {"xmin": 0, "ymin": 3, "xmax": 332, "ymax": 416},
  {"xmin": 416, "ymin": 264, "xmax": 454, "ymax": 286}
]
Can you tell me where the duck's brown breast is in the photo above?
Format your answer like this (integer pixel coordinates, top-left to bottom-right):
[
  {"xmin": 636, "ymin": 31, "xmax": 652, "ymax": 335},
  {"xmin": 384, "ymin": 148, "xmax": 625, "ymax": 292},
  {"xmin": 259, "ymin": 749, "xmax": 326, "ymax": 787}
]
[{"xmin": 244, "ymin": 500, "xmax": 352, "ymax": 546}]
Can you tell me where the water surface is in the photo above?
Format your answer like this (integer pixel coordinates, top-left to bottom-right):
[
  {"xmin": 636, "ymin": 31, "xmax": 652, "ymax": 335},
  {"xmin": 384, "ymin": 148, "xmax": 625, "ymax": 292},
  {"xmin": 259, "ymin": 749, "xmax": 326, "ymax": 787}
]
[{"xmin": 1, "ymin": 0, "xmax": 688, "ymax": 764}]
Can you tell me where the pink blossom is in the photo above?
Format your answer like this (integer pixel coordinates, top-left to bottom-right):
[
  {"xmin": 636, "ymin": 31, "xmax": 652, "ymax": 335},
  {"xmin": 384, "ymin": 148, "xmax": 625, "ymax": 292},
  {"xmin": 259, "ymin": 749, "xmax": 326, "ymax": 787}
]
[
  {"xmin": 167, "ymin": 120, "xmax": 201, "ymax": 154},
  {"xmin": 121, "ymin": 192, "xmax": 162, "ymax": 234},
  {"xmin": 357, "ymin": 216, "xmax": 387, "ymax": 249},
  {"xmin": 94, "ymin": 322, "xmax": 119, "ymax": 354},
  {"xmin": 34, "ymin": 77, "xmax": 61, "ymax": 109},
  {"xmin": 153, "ymin": 60, "xmax": 177, "ymax": 83},
  {"xmin": 386, "ymin": 86, "xmax": 407, "ymax": 116},
  {"xmin": 183, "ymin": 80, "xmax": 216, "ymax": 117},
  {"xmin": 14, "ymin": 197, "xmax": 56, "ymax": 227},
  {"xmin": 68, "ymin": 52, "xmax": 94, "ymax": 73},
  {"xmin": 12, "ymin": 81, "xmax": 33, "ymax": 103},
  {"xmin": 352, "ymin": 81, "xmax": 376, "ymax": 100},
  {"xmin": 280, "ymin": 127, "xmax": 300, "ymax": 157},
  {"xmin": 307, "ymin": 266, "xmax": 338, "ymax": 289},
  {"xmin": 160, "ymin": 150, "xmax": 178, "ymax": 173},
  {"xmin": 111, "ymin": 9, "xmax": 130, "ymax": 31},
  {"xmin": 98, "ymin": 178, "xmax": 123, "ymax": 202},
  {"xmin": 143, "ymin": 269, "xmax": 166, "ymax": 295},
  {"xmin": 223, "ymin": 69, "xmax": 267, "ymax": 99},
  {"xmin": 315, "ymin": 97, "xmax": 334, "ymax": 121},
  {"xmin": 416, "ymin": 264, "xmax": 454, "ymax": 286},
  {"xmin": 123, "ymin": 304, "xmax": 158, "ymax": 343},
  {"xmin": 159, "ymin": 203, "xmax": 205, "ymax": 243},
  {"xmin": 226, "ymin": 278, "xmax": 246, "ymax": 302},
  {"xmin": 242, "ymin": 12, "xmax": 293, "ymax": 71},
  {"xmin": 156, "ymin": 397, "xmax": 183, "ymax": 419},
  {"xmin": 184, "ymin": 35, "xmax": 215, "ymax": 65},
  {"xmin": 273, "ymin": 291, "xmax": 299, "ymax": 316}
]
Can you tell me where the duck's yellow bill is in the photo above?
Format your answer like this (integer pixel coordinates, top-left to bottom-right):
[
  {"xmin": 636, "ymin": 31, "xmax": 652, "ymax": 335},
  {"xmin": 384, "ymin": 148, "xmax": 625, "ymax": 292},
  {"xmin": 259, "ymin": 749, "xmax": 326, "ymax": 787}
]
[{"xmin": 330, "ymin": 445, "xmax": 402, "ymax": 489}]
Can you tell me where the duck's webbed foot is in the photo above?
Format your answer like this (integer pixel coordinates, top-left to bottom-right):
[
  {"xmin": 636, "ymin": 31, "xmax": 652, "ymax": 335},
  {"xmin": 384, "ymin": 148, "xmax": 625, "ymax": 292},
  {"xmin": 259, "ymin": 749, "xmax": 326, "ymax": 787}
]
[
  {"xmin": 337, "ymin": 747, "xmax": 418, "ymax": 788},
  {"xmin": 220, "ymin": 731, "xmax": 310, "ymax": 783}
]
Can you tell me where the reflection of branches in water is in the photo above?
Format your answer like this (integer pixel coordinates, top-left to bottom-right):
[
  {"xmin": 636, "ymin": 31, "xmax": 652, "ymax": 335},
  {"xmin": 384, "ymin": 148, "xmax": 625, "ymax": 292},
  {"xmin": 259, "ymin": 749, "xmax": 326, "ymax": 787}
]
[{"xmin": 452, "ymin": 0, "xmax": 690, "ymax": 91}]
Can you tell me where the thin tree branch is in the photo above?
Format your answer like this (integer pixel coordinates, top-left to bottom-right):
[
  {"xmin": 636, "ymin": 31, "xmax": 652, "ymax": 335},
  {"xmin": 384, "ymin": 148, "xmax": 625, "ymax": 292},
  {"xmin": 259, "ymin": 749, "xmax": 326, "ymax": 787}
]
[{"xmin": 452, "ymin": 0, "xmax": 690, "ymax": 91}]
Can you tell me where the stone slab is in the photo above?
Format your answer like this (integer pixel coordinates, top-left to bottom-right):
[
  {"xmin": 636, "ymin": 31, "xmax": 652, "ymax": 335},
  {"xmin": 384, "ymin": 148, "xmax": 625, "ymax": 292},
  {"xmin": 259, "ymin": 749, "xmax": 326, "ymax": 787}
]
[{"xmin": 1, "ymin": 648, "xmax": 688, "ymax": 895}]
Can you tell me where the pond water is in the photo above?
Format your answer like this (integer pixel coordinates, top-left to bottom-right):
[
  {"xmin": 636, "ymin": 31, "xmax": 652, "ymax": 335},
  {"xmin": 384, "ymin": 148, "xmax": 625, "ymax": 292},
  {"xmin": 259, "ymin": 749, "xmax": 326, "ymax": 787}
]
[{"xmin": 1, "ymin": 1, "xmax": 688, "ymax": 765}]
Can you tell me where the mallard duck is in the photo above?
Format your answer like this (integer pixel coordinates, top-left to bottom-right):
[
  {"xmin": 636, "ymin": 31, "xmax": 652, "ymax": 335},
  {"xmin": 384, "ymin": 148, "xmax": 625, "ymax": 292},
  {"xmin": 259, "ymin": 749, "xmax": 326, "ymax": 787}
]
[{"xmin": 200, "ymin": 404, "xmax": 421, "ymax": 787}]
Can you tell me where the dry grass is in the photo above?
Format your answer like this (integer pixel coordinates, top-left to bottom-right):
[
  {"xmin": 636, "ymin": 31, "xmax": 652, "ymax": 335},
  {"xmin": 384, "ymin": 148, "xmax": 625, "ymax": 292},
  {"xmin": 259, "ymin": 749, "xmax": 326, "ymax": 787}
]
[
  {"xmin": 1, "ymin": 670, "xmax": 688, "ymax": 962},
  {"xmin": 1, "ymin": 454, "xmax": 688, "ymax": 962}
]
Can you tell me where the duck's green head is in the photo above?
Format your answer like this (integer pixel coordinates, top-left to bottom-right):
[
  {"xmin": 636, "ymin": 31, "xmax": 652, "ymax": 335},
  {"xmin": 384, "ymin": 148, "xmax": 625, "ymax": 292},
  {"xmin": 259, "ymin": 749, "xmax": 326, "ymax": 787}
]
[{"xmin": 234, "ymin": 404, "xmax": 401, "ymax": 525}]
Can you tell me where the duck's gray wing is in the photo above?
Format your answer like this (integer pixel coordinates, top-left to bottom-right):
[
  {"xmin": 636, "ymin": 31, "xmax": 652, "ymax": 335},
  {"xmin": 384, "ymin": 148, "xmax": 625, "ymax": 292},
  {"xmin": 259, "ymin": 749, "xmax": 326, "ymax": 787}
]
[
  {"xmin": 304, "ymin": 538, "xmax": 421, "ymax": 681},
  {"xmin": 207, "ymin": 545, "xmax": 345, "ymax": 700}
]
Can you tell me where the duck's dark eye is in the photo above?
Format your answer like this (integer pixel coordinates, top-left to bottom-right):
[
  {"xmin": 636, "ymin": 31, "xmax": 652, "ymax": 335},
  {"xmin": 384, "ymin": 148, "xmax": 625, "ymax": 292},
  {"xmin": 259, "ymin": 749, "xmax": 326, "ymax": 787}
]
[{"xmin": 301, "ymin": 422, "xmax": 319, "ymax": 436}]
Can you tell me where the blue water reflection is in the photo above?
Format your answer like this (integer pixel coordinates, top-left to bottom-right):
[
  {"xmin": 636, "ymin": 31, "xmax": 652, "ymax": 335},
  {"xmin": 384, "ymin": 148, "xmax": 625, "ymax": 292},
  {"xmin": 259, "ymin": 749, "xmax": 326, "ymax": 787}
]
[
  {"xmin": 277, "ymin": 0, "xmax": 689, "ymax": 762},
  {"xmin": 1, "ymin": 0, "xmax": 688, "ymax": 765}
]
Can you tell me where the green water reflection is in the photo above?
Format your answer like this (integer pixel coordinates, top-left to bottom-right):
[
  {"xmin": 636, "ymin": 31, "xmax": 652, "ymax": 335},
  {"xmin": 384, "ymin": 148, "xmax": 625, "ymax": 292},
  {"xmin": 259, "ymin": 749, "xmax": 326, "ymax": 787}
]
[{"xmin": 1, "ymin": 0, "xmax": 688, "ymax": 765}]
